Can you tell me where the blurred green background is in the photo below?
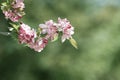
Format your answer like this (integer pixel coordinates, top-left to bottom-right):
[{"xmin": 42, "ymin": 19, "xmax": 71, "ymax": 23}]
[{"xmin": 0, "ymin": 0, "xmax": 120, "ymax": 80}]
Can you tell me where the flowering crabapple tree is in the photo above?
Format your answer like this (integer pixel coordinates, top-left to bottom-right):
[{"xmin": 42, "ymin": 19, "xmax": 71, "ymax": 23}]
[{"xmin": 0, "ymin": 0, "xmax": 77, "ymax": 52}]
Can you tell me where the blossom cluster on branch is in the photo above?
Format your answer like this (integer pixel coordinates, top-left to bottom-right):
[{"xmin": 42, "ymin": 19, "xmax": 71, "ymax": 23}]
[
  {"xmin": 1, "ymin": 0, "xmax": 25, "ymax": 22},
  {"xmin": 1, "ymin": 0, "xmax": 77, "ymax": 52}
]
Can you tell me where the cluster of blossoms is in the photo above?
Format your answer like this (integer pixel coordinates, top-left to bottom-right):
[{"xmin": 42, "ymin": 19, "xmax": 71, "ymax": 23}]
[
  {"xmin": 19, "ymin": 18, "xmax": 74, "ymax": 52},
  {"xmin": 1, "ymin": 0, "xmax": 77, "ymax": 52},
  {"xmin": 1, "ymin": 0, "xmax": 25, "ymax": 22}
]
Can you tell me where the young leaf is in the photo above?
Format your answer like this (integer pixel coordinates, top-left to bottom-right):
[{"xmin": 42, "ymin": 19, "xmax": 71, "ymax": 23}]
[
  {"xmin": 1, "ymin": 2, "xmax": 7, "ymax": 6},
  {"xmin": 69, "ymin": 37, "xmax": 78, "ymax": 49},
  {"xmin": 51, "ymin": 34, "xmax": 58, "ymax": 42},
  {"xmin": 8, "ymin": 27, "xmax": 14, "ymax": 31},
  {"xmin": 9, "ymin": 23, "xmax": 19, "ymax": 32}
]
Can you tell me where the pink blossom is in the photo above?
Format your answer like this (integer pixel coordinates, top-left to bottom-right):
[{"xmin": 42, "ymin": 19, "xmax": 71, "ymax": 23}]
[
  {"xmin": 2, "ymin": 0, "xmax": 25, "ymax": 22},
  {"xmin": 12, "ymin": 0, "xmax": 25, "ymax": 9},
  {"xmin": 18, "ymin": 23, "xmax": 36, "ymax": 44},
  {"xmin": 29, "ymin": 38, "xmax": 48, "ymax": 52},
  {"xmin": 58, "ymin": 18, "xmax": 74, "ymax": 42},
  {"xmin": 3, "ymin": 10, "xmax": 22, "ymax": 22},
  {"xmin": 39, "ymin": 20, "xmax": 58, "ymax": 40}
]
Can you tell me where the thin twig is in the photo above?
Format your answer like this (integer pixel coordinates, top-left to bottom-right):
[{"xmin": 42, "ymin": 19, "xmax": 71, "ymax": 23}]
[{"xmin": 0, "ymin": 32, "xmax": 11, "ymax": 36}]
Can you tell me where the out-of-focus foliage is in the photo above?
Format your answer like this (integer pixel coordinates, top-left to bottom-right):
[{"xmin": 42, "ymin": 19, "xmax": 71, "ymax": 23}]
[{"xmin": 0, "ymin": 0, "xmax": 120, "ymax": 80}]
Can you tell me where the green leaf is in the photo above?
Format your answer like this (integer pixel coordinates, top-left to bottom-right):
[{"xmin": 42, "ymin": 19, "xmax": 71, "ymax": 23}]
[
  {"xmin": 1, "ymin": 2, "xmax": 7, "ymax": 6},
  {"xmin": 9, "ymin": 23, "xmax": 19, "ymax": 32},
  {"xmin": 51, "ymin": 34, "xmax": 58, "ymax": 42},
  {"xmin": 69, "ymin": 37, "xmax": 78, "ymax": 49},
  {"xmin": 1, "ymin": 6, "xmax": 4, "ymax": 11},
  {"xmin": 8, "ymin": 27, "xmax": 14, "ymax": 31},
  {"xmin": 1, "ymin": 2, "xmax": 7, "ymax": 10}
]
